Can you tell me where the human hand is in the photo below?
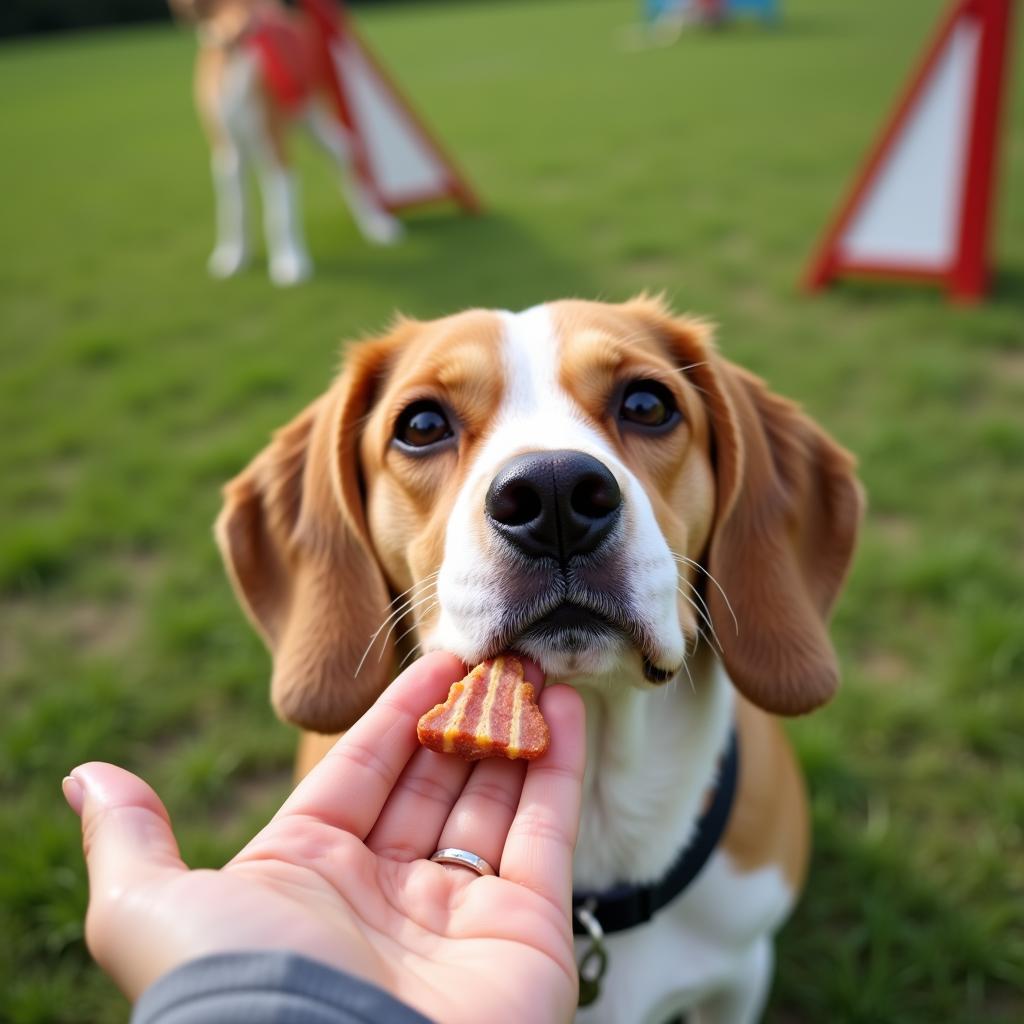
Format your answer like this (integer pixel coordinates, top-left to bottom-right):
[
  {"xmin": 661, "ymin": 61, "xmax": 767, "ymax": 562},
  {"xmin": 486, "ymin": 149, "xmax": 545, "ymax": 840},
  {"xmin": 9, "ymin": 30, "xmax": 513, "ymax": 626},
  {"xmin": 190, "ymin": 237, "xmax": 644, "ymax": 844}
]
[{"xmin": 65, "ymin": 653, "xmax": 585, "ymax": 1024}]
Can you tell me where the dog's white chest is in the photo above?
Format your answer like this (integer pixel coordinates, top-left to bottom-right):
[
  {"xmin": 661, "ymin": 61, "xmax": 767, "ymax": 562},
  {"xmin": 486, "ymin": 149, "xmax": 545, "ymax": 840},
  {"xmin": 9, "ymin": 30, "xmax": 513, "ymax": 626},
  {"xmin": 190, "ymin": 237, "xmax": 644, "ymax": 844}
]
[
  {"xmin": 573, "ymin": 852, "xmax": 793, "ymax": 1023},
  {"xmin": 569, "ymin": 666, "xmax": 795, "ymax": 1023},
  {"xmin": 571, "ymin": 662, "xmax": 734, "ymax": 892}
]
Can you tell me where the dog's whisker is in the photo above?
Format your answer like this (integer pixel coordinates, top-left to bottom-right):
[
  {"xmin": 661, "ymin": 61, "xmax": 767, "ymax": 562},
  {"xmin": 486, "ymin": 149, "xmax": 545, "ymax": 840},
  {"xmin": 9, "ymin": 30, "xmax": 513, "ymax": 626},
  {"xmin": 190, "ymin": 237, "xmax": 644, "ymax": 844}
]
[
  {"xmin": 391, "ymin": 602, "xmax": 437, "ymax": 655},
  {"xmin": 375, "ymin": 590, "xmax": 439, "ymax": 665},
  {"xmin": 675, "ymin": 565, "xmax": 717, "ymax": 633},
  {"xmin": 371, "ymin": 583, "xmax": 434, "ymax": 638},
  {"xmin": 360, "ymin": 591, "xmax": 426, "ymax": 657},
  {"xmin": 670, "ymin": 551, "xmax": 739, "ymax": 636},
  {"xmin": 680, "ymin": 654, "xmax": 696, "ymax": 695},
  {"xmin": 376, "ymin": 572, "xmax": 440, "ymax": 627},
  {"xmin": 676, "ymin": 579, "xmax": 716, "ymax": 633},
  {"xmin": 396, "ymin": 630, "xmax": 431, "ymax": 674},
  {"xmin": 686, "ymin": 622, "xmax": 712, "ymax": 658},
  {"xmin": 354, "ymin": 576, "xmax": 439, "ymax": 678},
  {"xmin": 684, "ymin": 624, "xmax": 705, "ymax": 658},
  {"xmin": 676, "ymin": 584, "xmax": 722, "ymax": 654},
  {"xmin": 668, "ymin": 359, "xmax": 710, "ymax": 376},
  {"xmin": 381, "ymin": 570, "xmax": 439, "ymax": 616},
  {"xmin": 661, "ymin": 362, "xmax": 713, "ymax": 399}
]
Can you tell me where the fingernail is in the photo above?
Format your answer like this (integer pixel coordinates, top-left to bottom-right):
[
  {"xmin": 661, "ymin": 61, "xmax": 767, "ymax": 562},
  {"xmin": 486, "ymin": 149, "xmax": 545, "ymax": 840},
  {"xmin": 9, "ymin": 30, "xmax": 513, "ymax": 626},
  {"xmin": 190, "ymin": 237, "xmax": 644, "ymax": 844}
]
[{"xmin": 62, "ymin": 775, "xmax": 84, "ymax": 816}]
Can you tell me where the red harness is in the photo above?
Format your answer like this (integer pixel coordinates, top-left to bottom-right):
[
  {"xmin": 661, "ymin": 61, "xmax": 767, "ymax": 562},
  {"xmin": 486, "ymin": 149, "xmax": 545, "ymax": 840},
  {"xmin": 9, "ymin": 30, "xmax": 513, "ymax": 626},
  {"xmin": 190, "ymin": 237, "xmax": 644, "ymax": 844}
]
[{"xmin": 244, "ymin": 10, "xmax": 325, "ymax": 111}]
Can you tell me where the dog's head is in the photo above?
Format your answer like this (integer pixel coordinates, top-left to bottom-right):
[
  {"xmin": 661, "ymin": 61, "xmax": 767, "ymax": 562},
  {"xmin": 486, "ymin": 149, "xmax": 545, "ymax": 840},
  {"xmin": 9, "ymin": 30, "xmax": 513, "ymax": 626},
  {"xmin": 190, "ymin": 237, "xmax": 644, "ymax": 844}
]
[
  {"xmin": 167, "ymin": 0, "xmax": 216, "ymax": 22},
  {"xmin": 217, "ymin": 297, "xmax": 863, "ymax": 733},
  {"xmin": 168, "ymin": 0, "xmax": 254, "ymax": 29}
]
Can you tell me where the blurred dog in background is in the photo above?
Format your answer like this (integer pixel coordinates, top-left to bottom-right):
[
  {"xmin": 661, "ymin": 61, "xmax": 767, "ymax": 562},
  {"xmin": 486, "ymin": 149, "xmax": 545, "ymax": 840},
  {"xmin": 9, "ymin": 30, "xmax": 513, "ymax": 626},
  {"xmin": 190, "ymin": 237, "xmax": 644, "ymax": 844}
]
[{"xmin": 170, "ymin": 0, "xmax": 402, "ymax": 285}]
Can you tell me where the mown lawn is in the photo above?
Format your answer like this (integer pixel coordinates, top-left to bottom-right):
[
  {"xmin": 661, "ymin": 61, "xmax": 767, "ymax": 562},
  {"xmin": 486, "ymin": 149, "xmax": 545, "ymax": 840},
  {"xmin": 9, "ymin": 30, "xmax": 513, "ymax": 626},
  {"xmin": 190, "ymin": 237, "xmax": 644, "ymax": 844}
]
[{"xmin": 1, "ymin": 1, "xmax": 1022, "ymax": 1020}]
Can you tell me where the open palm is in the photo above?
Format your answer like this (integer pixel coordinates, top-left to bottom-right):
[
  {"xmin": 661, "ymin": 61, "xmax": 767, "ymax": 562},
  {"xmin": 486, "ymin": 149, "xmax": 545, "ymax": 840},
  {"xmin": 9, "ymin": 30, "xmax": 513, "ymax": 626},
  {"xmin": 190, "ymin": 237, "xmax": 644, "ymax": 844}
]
[{"xmin": 66, "ymin": 653, "xmax": 585, "ymax": 1024}]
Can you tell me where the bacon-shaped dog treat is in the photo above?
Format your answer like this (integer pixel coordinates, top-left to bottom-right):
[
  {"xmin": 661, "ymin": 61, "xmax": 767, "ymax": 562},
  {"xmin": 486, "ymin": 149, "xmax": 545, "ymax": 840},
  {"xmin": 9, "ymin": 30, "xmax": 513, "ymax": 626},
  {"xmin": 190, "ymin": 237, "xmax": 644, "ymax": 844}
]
[{"xmin": 417, "ymin": 656, "xmax": 549, "ymax": 761}]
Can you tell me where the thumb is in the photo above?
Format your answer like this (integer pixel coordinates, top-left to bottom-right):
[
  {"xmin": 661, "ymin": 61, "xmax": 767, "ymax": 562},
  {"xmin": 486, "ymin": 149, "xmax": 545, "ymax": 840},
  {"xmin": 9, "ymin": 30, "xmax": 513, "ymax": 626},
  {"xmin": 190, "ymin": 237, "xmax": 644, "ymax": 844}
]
[{"xmin": 65, "ymin": 762, "xmax": 186, "ymax": 900}]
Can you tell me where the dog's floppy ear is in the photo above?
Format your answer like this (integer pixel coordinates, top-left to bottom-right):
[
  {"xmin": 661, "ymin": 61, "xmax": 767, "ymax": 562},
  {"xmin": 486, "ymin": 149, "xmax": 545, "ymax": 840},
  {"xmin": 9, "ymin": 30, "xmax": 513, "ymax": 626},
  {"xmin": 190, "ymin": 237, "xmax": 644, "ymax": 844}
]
[
  {"xmin": 651, "ymin": 306, "xmax": 863, "ymax": 714},
  {"xmin": 215, "ymin": 335, "xmax": 398, "ymax": 733}
]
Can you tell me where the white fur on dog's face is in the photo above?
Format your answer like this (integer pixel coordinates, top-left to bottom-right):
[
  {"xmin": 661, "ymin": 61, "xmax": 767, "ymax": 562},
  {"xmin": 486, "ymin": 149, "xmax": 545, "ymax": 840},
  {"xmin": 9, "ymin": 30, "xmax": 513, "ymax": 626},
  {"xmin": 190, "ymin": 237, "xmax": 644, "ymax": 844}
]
[
  {"xmin": 429, "ymin": 306, "xmax": 686, "ymax": 684},
  {"xmin": 360, "ymin": 300, "xmax": 718, "ymax": 692}
]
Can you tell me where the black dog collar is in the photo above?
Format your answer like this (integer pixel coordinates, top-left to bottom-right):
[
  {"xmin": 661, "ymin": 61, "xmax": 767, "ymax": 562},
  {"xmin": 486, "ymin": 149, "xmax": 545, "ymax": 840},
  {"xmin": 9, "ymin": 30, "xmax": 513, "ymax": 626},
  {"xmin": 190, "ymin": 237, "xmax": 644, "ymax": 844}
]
[{"xmin": 572, "ymin": 728, "xmax": 740, "ymax": 936}]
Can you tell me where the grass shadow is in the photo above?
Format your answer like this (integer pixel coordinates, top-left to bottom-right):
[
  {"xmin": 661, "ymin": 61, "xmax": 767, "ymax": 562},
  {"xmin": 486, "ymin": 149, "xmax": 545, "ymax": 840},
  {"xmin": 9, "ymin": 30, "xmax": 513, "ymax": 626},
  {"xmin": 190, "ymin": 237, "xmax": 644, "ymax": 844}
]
[
  {"xmin": 312, "ymin": 208, "xmax": 599, "ymax": 314},
  {"xmin": 988, "ymin": 266, "xmax": 1024, "ymax": 310},
  {"xmin": 809, "ymin": 269, "xmax": 1024, "ymax": 314}
]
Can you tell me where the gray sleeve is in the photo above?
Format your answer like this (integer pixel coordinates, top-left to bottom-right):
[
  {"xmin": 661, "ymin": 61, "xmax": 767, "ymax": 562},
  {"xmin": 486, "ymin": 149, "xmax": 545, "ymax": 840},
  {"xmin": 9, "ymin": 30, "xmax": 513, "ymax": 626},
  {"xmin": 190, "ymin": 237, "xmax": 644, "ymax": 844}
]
[{"xmin": 131, "ymin": 951, "xmax": 436, "ymax": 1024}]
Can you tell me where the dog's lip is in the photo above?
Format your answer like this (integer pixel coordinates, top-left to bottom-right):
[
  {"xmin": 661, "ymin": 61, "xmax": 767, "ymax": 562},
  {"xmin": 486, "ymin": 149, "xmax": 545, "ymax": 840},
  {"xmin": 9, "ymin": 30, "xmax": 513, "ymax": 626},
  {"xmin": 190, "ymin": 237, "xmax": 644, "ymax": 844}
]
[
  {"xmin": 479, "ymin": 600, "xmax": 616, "ymax": 659},
  {"xmin": 479, "ymin": 593, "xmax": 662, "ymax": 670},
  {"xmin": 524, "ymin": 602, "xmax": 619, "ymax": 633},
  {"xmin": 512, "ymin": 601, "xmax": 681, "ymax": 684}
]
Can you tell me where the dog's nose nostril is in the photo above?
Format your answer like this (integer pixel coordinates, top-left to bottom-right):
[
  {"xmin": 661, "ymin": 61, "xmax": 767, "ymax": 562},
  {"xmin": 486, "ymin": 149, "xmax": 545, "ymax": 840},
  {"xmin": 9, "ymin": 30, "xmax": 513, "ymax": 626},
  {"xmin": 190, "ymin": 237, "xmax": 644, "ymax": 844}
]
[
  {"xmin": 571, "ymin": 472, "xmax": 621, "ymax": 521},
  {"xmin": 489, "ymin": 482, "xmax": 543, "ymax": 527},
  {"xmin": 485, "ymin": 450, "xmax": 622, "ymax": 562}
]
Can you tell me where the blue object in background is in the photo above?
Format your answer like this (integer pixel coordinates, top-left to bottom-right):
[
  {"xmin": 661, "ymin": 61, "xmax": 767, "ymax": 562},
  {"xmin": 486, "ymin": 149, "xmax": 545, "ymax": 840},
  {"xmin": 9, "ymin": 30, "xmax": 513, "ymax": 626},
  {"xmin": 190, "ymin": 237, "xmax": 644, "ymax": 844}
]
[
  {"xmin": 725, "ymin": 0, "xmax": 779, "ymax": 22},
  {"xmin": 645, "ymin": 0, "xmax": 687, "ymax": 23}
]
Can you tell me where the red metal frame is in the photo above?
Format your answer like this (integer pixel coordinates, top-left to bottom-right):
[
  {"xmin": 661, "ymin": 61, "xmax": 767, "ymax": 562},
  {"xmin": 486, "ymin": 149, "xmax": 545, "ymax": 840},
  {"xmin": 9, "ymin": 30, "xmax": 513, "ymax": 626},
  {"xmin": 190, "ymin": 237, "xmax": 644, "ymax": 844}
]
[
  {"xmin": 803, "ymin": 0, "xmax": 1016, "ymax": 303},
  {"xmin": 341, "ymin": 20, "xmax": 481, "ymax": 214},
  {"xmin": 302, "ymin": 0, "xmax": 378, "ymax": 202},
  {"xmin": 951, "ymin": 0, "xmax": 1015, "ymax": 297},
  {"xmin": 302, "ymin": 0, "xmax": 480, "ymax": 215}
]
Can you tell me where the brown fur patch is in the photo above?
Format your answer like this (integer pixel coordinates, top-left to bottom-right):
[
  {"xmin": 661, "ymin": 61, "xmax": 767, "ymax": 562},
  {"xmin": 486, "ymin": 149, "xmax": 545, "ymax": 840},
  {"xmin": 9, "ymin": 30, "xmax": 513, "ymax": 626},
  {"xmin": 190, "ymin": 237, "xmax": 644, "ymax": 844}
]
[
  {"xmin": 361, "ymin": 310, "xmax": 505, "ymax": 616},
  {"xmin": 722, "ymin": 696, "xmax": 810, "ymax": 891}
]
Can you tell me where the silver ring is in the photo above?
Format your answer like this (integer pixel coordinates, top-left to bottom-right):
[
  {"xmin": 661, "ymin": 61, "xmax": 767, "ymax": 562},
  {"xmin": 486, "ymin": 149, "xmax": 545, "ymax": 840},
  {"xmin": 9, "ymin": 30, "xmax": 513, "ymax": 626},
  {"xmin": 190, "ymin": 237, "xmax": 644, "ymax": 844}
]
[{"xmin": 429, "ymin": 847, "xmax": 496, "ymax": 877}]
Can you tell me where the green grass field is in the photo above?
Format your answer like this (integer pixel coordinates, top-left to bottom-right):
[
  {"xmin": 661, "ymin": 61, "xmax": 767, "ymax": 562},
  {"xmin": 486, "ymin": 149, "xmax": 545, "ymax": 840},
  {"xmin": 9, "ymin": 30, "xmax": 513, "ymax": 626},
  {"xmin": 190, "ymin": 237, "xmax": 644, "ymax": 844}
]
[{"xmin": 1, "ymin": 0, "xmax": 1022, "ymax": 1020}]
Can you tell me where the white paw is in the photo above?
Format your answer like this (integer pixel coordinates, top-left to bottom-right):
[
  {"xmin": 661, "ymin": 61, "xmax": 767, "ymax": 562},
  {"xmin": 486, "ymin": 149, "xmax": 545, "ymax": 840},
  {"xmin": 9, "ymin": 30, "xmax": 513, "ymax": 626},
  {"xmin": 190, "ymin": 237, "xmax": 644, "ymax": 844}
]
[
  {"xmin": 269, "ymin": 249, "xmax": 313, "ymax": 287},
  {"xmin": 355, "ymin": 206, "xmax": 405, "ymax": 247},
  {"xmin": 207, "ymin": 245, "xmax": 249, "ymax": 279}
]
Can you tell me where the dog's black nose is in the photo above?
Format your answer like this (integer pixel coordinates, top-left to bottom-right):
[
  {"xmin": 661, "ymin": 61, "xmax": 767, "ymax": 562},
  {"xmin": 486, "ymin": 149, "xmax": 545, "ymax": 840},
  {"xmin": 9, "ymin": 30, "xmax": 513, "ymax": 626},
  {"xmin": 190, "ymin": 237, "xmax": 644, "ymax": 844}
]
[{"xmin": 485, "ymin": 450, "xmax": 622, "ymax": 561}]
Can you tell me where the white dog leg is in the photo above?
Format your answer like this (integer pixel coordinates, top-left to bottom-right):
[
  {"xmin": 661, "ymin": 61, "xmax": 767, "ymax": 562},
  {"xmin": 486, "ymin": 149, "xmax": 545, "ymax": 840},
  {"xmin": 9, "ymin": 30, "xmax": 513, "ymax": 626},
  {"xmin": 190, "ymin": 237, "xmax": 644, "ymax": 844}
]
[
  {"xmin": 220, "ymin": 50, "xmax": 312, "ymax": 286},
  {"xmin": 690, "ymin": 938, "xmax": 774, "ymax": 1024},
  {"xmin": 254, "ymin": 161, "xmax": 312, "ymax": 287},
  {"xmin": 207, "ymin": 144, "xmax": 250, "ymax": 278},
  {"xmin": 305, "ymin": 104, "xmax": 404, "ymax": 246}
]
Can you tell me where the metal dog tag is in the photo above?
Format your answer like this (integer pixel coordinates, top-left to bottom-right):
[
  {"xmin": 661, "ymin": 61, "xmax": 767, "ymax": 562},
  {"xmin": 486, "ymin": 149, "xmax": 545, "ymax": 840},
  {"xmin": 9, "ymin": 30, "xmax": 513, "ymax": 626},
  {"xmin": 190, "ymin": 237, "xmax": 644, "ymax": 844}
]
[
  {"xmin": 577, "ymin": 941, "xmax": 608, "ymax": 1007},
  {"xmin": 575, "ymin": 902, "xmax": 609, "ymax": 1008}
]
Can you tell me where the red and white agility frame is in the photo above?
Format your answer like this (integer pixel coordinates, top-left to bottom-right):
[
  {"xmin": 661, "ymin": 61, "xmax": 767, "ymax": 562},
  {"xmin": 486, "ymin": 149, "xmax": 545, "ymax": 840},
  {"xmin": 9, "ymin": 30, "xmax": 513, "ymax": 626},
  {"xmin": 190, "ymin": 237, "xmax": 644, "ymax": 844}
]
[
  {"xmin": 304, "ymin": 0, "xmax": 480, "ymax": 215},
  {"xmin": 804, "ymin": 0, "xmax": 1016, "ymax": 302}
]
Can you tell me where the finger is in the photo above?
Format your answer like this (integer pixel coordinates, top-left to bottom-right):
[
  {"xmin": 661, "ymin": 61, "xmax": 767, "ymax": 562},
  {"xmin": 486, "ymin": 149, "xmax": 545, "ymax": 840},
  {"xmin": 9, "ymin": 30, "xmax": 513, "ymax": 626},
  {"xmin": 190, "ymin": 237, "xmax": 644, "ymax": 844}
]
[
  {"xmin": 498, "ymin": 685, "xmax": 586, "ymax": 916},
  {"xmin": 65, "ymin": 762, "xmax": 187, "ymax": 900},
  {"xmin": 431, "ymin": 656, "xmax": 545, "ymax": 874},
  {"xmin": 365, "ymin": 746, "xmax": 471, "ymax": 861},
  {"xmin": 276, "ymin": 651, "xmax": 465, "ymax": 839},
  {"xmin": 434, "ymin": 757, "xmax": 526, "ymax": 874}
]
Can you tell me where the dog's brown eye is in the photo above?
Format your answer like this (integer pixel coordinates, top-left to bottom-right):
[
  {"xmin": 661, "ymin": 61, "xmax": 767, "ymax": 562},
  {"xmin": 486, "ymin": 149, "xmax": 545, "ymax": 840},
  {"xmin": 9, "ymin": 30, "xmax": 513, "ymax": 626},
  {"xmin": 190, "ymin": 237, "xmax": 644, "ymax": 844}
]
[
  {"xmin": 395, "ymin": 401, "xmax": 453, "ymax": 449},
  {"xmin": 620, "ymin": 381, "xmax": 678, "ymax": 430}
]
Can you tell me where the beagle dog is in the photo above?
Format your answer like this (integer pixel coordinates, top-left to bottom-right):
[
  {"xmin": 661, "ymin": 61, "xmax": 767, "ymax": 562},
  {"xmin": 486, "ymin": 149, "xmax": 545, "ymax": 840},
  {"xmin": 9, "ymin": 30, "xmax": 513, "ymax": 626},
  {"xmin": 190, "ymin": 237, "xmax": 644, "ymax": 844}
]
[
  {"xmin": 216, "ymin": 296, "xmax": 863, "ymax": 1023},
  {"xmin": 170, "ymin": 0, "xmax": 401, "ymax": 286}
]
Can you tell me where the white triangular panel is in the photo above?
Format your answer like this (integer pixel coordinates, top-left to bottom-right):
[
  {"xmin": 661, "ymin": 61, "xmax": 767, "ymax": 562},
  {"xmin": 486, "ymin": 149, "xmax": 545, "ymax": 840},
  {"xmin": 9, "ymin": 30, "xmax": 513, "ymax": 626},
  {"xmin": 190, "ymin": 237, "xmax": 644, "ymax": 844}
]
[
  {"xmin": 331, "ymin": 37, "xmax": 452, "ymax": 205},
  {"xmin": 839, "ymin": 19, "xmax": 981, "ymax": 269}
]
